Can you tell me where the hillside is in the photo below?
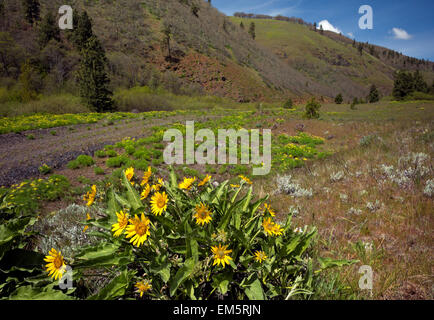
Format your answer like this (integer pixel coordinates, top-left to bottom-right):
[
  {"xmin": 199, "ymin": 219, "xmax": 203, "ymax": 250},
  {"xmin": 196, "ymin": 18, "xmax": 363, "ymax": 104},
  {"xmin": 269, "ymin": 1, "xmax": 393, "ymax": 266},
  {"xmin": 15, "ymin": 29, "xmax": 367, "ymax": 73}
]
[
  {"xmin": 0, "ymin": 0, "xmax": 433, "ymax": 104},
  {"xmin": 230, "ymin": 16, "xmax": 434, "ymax": 100}
]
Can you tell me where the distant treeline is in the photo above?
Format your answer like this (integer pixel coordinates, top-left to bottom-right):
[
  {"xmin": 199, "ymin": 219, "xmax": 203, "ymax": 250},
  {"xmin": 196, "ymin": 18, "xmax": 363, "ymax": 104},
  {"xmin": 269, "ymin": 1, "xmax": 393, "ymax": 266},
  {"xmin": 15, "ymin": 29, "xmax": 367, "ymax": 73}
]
[{"xmin": 233, "ymin": 12, "xmax": 312, "ymax": 26}]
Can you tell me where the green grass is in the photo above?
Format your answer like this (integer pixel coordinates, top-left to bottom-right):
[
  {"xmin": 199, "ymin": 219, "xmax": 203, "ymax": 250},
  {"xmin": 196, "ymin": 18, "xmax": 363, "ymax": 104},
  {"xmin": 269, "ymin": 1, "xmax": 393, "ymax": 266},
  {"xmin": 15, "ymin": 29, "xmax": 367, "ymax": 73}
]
[{"xmin": 67, "ymin": 155, "xmax": 95, "ymax": 169}]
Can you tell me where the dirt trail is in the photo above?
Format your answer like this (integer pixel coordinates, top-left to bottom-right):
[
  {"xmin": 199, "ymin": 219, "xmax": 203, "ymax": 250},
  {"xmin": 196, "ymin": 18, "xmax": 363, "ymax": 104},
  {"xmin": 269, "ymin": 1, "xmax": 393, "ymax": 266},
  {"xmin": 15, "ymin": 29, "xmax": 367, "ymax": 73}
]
[{"xmin": 0, "ymin": 114, "xmax": 211, "ymax": 187}]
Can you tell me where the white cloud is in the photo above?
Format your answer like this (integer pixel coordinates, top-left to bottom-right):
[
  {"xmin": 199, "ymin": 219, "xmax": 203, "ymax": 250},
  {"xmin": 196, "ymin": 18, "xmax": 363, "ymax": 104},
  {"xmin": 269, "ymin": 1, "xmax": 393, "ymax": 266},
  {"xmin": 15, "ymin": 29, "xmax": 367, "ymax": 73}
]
[
  {"xmin": 391, "ymin": 27, "xmax": 412, "ymax": 40},
  {"xmin": 347, "ymin": 32, "xmax": 354, "ymax": 38},
  {"xmin": 317, "ymin": 20, "xmax": 342, "ymax": 34}
]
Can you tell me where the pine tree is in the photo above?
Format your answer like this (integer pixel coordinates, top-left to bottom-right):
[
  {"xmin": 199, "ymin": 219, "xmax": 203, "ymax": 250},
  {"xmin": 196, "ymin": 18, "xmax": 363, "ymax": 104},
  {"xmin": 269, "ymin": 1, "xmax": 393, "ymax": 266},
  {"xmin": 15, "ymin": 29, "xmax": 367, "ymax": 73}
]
[
  {"xmin": 392, "ymin": 71, "xmax": 414, "ymax": 100},
  {"xmin": 304, "ymin": 98, "xmax": 321, "ymax": 119},
  {"xmin": 240, "ymin": 22, "xmax": 244, "ymax": 30},
  {"xmin": 319, "ymin": 25, "xmax": 324, "ymax": 35},
  {"xmin": 162, "ymin": 23, "xmax": 172, "ymax": 59},
  {"xmin": 313, "ymin": 22, "xmax": 317, "ymax": 31},
  {"xmin": 38, "ymin": 12, "xmax": 60, "ymax": 48},
  {"xmin": 248, "ymin": 22, "xmax": 256, "ymax": 40},
  {"xmin": 22, "ymin": 0, "xmax": 40, "ymax": 25},
  {"xmin": 334, "ymin": 93, "xmax": 343, "ymax": 104},
  {"xmin": 413, "ymin": 70, "xmax": 428, "ymax": 93},
  {"xmin": 77, "ymin": 36, "xmax": 114, "ymax": 112},
  {"xmin": 368, "ymin": 84, "xmax": 380, "ymax": 103},
  {"xmin": 73, "ymin": 11, "xmax": 93, "ymax": 51}
]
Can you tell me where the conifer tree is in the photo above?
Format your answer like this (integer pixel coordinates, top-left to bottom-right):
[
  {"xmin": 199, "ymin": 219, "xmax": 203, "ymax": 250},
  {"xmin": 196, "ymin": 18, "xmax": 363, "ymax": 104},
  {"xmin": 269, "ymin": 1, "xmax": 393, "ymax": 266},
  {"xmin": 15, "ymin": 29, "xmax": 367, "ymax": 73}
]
[
  {"xmin": 240, "ymin": 21, "xmax": 244, "ymax": 30},
  {"xmin": 77, "ymin": 36, "xmax": 114, "ymax": 112},
  {"xmin": 22, "ymin": 0, "xmax": 40, "ymax": 25},
  {"xmin": 392, "ymin": 71, "xmax": 414, "ymax": 100},
  {"xmin": 334, "ymin": 93, "xmax": 343, "ymax": 104},
  {"xmin": 38, "ymin": 12, "xmax": 60, "ymax": 48},
  {"xmin": 248, "ymin": 22, "xmax": 256, "ymax": 40},
  {"xmin": 73, "ymin": 11, "xmax": 93, "ymax": 50},
  {"xmin": 368, "ymin": 84, "xmax": 380, "ymax": 103},
  {"xmin": 413, "ymin": 70, "xmax": 428, "ymax": 93}
]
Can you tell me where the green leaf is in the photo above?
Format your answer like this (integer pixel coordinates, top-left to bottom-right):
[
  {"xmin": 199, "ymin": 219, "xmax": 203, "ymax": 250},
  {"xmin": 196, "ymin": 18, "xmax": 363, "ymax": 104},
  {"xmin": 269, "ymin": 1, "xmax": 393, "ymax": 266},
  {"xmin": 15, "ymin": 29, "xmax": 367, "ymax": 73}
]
[
  {"xmin": 107, "ymin": 187, "xmax": 121, "ymax": 224},
  {"xmin": 169, "ymin": 165, "xmax": 177, "ymax": 188},
  {"xmin": 242, "ymin": 186, "xmax": 253, "ymax": 212},
  {"xmin": 150, "ymin": 255, "xmax": 172, "ymax": 283},
  {"xmin": 185, "ymin": 222, "xmax": 199, "ymax": 263},
  {"xmin": 212, "ymin": 272, "xmax": 233, "ymax": 295},
  {"xmin": 88, "ymin": 269, "xmax": 135, "ymax": 300},
  {"xmin": 0, "ymin": 217, "xmax": 36, "ymax": 246},
  {"xmin": 122, "ymin": 171, "xmax": 142, "ymax": 210},
  {"xmin": 74, "ymin": 243, "xmax": 132, "ymax": 268},
  {"xmin": 211, "ymin": 180, "xmax": 229, "ymax": 205},
  {"xmin": 169, "ymin": 257, "xmax": 195, "ymax": 297},
  {"xmin": 9, "ymin": 284, "xmax": 74, "ymax": 300},
  {"xmin": 317, "ymin": 257, "xmax": 359, "ymax": 271},
  {"xmin": 241, "ymin": 274, "xmax": 265, "ymax": 300}
]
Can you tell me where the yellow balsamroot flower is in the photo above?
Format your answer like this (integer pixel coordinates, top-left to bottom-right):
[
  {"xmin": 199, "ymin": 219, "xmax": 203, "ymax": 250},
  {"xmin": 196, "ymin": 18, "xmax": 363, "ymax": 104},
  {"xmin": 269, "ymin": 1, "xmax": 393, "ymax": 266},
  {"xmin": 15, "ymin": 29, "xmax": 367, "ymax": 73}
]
[
  {"xmin": 150, "ymin": 191, "xmax": 168, "ymax": 216},
  {"xmin": 262, "ymin": 217, "xmax": 276, "ymax": 236},
  {"xmin": 272, "ymin": 223, "xmax": 284, "ymax": 236},
  {"xmin": 44, "ymin": 248, "xmax": 66, "ymax": 281},
  {"xmin": 141, "ymin": 184, "xmax": 151, "ymax": 200},
  {"xmin": 264, "ymin": 203, "xmax": 276, "ymax": 217},
  {"xmin": 198, "ymin": 175, "xmax": 211, "ymax": 187},
  {"xmin": 211, "ymin": 244, "xmax": 233, "ymax": 268},
  {"xmin": 254, "ymin": 250, "xmax": 268, "ymax": 263},
  {"xmin": 83, "ymin": 213, "xmax": 91, "ymax": 233},
  {"xmin": 125, "ymin": 167, "xmax": 134, "ymax": 182},
  {"xmin": 141, "ymin": 167, "xmax": 152, "ymax": 186},
  {"xmin": 135, "ymin": 280, "xmax": 152, "ymax": 298},
  {"xmin": 126, "ymin": 214, "xmax": 151, "ymax": 247},
  {"xmin": 112, "ymin": 210, "xmax": 129, "ymax": 237},
  {"xmin": 239, "ymin": 175, "xmax": 252, "ymax": 185},
  {"xmin": 83, "ymin": 185, "xmax": 97, "ymax": 207},
  {"xmin": 179, "ymin": 177, "xmax": 196, "ymax": 190},
  {"xmin": 230, "ymin": 184, "xmax": 241, "ymax": 188},
  {"xmin": 193, "ymin": 203, "xmax": 213, "ymax": 226}
]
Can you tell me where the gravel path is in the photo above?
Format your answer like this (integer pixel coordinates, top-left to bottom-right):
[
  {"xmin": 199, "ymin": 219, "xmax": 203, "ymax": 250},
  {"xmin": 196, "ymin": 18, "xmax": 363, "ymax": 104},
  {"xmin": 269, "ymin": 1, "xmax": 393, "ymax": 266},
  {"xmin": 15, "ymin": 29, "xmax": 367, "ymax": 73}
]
[{"xmin": 0, "ymin": 114, "xmax": 212, "ymax": 187}]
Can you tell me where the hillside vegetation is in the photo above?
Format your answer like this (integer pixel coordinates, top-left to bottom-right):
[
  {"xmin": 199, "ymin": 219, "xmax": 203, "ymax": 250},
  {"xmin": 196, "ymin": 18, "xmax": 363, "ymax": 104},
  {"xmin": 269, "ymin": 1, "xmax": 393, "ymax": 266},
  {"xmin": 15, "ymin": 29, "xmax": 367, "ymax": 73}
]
[{"xmin": 0, "ymin": 0, "xmax": 433, "ymax": 106}]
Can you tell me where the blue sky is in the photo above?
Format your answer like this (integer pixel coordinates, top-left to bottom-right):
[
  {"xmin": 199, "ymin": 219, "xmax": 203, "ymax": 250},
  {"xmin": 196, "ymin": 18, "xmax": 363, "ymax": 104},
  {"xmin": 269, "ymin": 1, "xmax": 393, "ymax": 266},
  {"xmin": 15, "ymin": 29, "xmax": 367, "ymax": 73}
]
[{"xmin": 212, "ymin": 0, "xmax": 434, "ymax": 61}]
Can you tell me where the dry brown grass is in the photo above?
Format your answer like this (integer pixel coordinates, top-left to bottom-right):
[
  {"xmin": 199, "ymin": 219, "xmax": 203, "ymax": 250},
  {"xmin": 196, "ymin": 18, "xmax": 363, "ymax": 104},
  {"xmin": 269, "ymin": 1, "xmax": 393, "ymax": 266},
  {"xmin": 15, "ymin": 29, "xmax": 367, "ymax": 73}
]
[{"xmin": 257, "ymin": 116, "xmax": 433, "ymax": 299}]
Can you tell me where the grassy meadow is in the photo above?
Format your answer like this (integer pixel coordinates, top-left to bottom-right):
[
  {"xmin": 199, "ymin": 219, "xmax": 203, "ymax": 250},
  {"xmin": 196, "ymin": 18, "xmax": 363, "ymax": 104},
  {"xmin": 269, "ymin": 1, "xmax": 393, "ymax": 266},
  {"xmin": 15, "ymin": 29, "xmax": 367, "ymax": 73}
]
[{"xmin": 0, "ymin": 93, "xmax": 432, "ymax": 300}]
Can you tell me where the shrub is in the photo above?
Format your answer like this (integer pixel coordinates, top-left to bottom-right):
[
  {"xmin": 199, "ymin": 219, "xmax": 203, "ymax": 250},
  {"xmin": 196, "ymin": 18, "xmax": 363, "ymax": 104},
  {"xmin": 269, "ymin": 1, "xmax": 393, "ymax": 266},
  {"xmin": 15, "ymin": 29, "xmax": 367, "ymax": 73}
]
[
  {"xmin": 334, "ymin": 93, "xmax": 343, "ymax": 104},
  {"xmin": 38, "ymin": 164, "xmax": 52, "ymax": 175},
  {"xmin": 106, "ymin": 149, "xmax": 118, "ymax": 158},
  {"xmin": 283, "ymin": 98, "xmax": 293, "ymax": 109},
  {"xmin": 67, "ymin": 155, "xmax": 95, "ymax": 169},
  {"xmin": 94, "ymin": 167, "xmax": 105, "ymax": 175},
  {"xmin": 95, "ymin": 150, "xmax": 107, "ymax": 158},
  {"xmin": 304, "ymin": 98, "xmax": 321, "ymax": 119},
  {"xmin": 106, "ymin": 155, "xmax": 130, "ymax": 168},
  {"xmin": 43, "ymin": 168, "xmax": 355, "ymax": 300}
]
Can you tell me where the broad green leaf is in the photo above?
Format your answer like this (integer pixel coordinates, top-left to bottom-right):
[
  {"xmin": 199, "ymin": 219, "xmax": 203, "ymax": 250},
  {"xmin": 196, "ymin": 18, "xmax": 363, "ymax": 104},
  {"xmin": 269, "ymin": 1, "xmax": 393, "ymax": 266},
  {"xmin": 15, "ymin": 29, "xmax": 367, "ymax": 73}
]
[
  {"xmin": 241, "ymin": 274, "xmax": 265, "ymax": 300},
  {"xmin": 122, "ymin": 172, "xmax": 142, "ymax": 210},
  {"xmin": 150, "ymin": 255, "xmax": 172, "ymax": 283},
  {"xmin": 212, "ymin": 272, "xmax": 233, "ymax": 295},
  {"xmin": 211, "ymin": 180, "xmax": 228, "ymax": 205},
  {"xmin": 185, "ymin": 222, "xmax": 199, "ymax": 263},
  {"xmin": 0, "ymin": 217, "xmax": 36, "ymax": 246},
  {"xmin": 88, "ymin": 269, "xmax": 135, "ymax": 300},
  {"xmin": 317, "ymin": 257, "xmax": 359, "ymax": 270},
  {"xmin": 9, "ymin": 284, "xmax": 74, "ymax": 300},
  {"xmin": 169, "ymin": 257, "xmax": 195, "ymax": 297},
  {"xmin": 169, "ymin": 165, "xmax": 177, "ymax": 188},
  {"xmin": 242, "ymin": 186, "xmax": 253, "ymax": 212},
  {"xmin": 74, "ymin": 243, "xmax": 132, "ymax": 268}
]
